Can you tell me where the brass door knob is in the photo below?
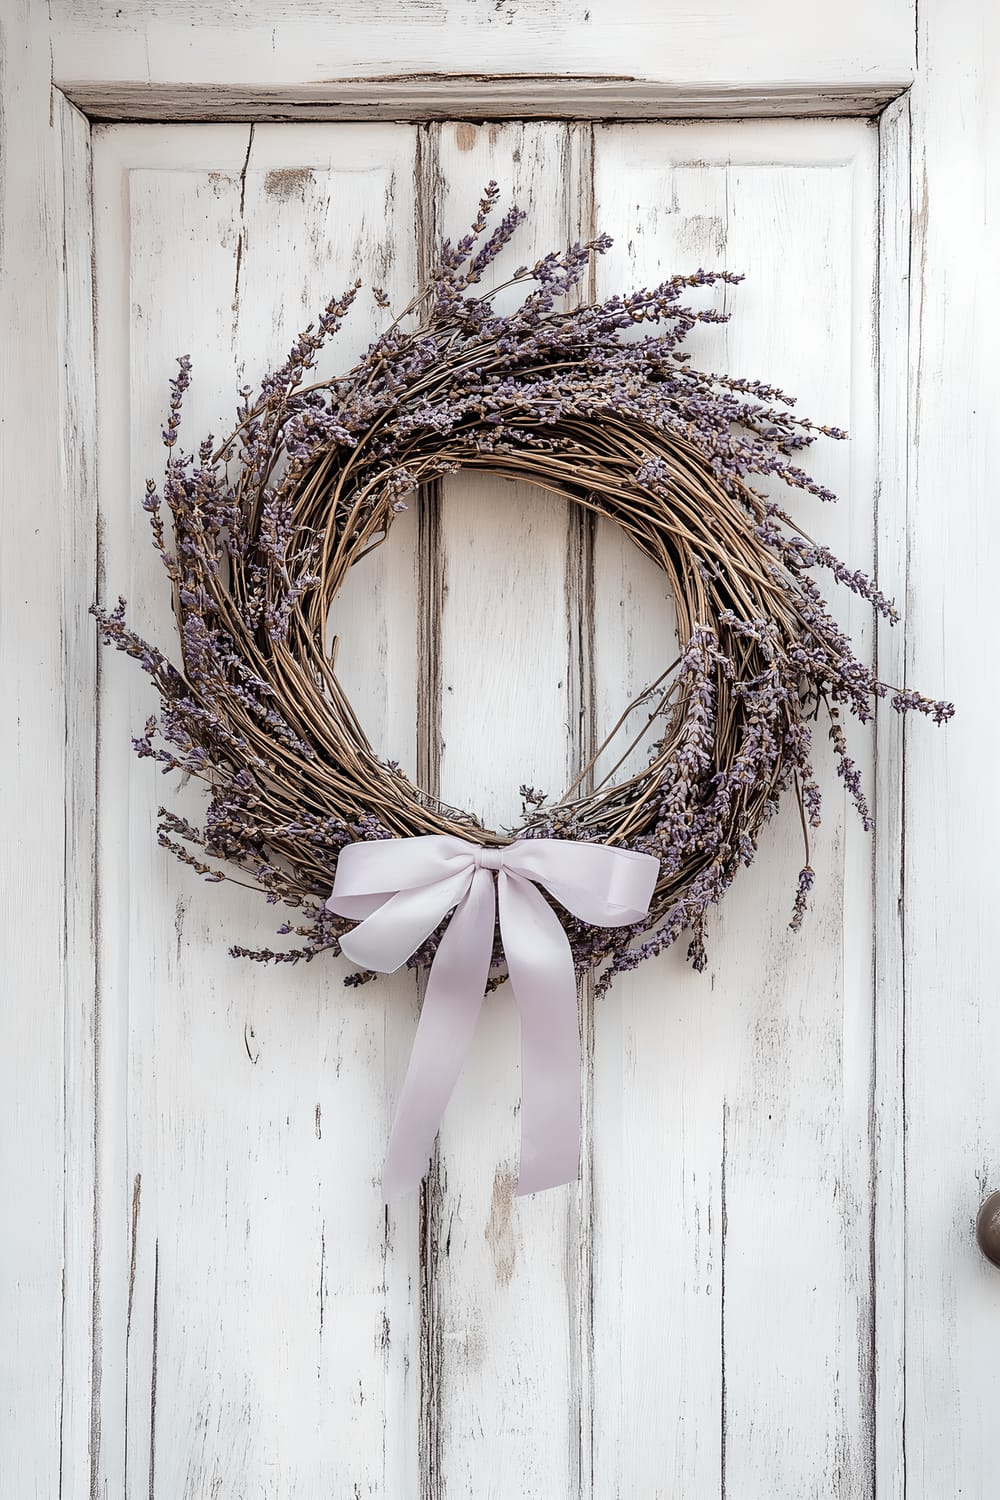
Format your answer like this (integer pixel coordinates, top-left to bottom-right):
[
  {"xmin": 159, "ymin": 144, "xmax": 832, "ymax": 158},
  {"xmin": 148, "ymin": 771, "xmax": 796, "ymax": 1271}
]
[{"xmin": 976, "ymin": 1191, "xmax": 1000, "ymax": 1268}]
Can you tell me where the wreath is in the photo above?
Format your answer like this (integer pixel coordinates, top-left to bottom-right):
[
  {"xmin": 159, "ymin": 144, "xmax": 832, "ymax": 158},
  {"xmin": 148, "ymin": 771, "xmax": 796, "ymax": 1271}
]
[{"xmin": 95, "ymin": 182, "xmax": 951, "ymax": 994}]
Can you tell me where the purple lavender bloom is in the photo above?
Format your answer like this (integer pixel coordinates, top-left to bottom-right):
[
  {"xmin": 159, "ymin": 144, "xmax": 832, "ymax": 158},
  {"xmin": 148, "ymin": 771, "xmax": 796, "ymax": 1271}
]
[{"xmin": 92, "ymin": 186, "xmax": 951, "ymax": 983}]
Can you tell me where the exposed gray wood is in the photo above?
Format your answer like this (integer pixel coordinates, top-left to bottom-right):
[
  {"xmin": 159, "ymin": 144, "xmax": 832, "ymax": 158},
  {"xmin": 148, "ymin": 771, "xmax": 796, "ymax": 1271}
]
[{"xmin": 60, "ymin": 79, "xmax": 910, "ymax": 124}]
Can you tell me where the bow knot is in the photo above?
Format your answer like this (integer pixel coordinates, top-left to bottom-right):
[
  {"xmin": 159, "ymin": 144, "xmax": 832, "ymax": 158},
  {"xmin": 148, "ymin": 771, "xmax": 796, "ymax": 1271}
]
[{"xmin": 327, "ymin": 833, "xmax": 659, "ymax": 1198}]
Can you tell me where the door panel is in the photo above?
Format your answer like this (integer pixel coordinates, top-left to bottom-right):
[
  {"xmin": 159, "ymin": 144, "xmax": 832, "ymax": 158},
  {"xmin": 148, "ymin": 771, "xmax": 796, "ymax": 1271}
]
[
  {"xmin": 424, "ymin": 121, "xmax": 591, "ymax": 1498},
  {"xmin": 94, "ymin": 124, "xmax": 423, "ymax": 1497},
  {"xmin": 92, "ymin": 117, "xmax": 879, "ymax": 1496},
  {"xmin": 590, "ymin": 122, "xmax": 877, "ymax": 1499}
]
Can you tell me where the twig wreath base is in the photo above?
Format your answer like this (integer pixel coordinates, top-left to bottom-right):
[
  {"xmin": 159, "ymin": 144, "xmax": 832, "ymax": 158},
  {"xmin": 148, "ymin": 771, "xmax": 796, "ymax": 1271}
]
[{"xmin": 95, "ymin": 184, "xmax": 952, "ymax": 993}]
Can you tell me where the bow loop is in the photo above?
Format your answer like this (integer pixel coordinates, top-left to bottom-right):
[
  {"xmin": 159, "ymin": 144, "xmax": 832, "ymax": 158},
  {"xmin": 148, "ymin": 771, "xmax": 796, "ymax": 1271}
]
[
  {"xmin": 326, "ymin": 833, "xmax": 659, "ymax": 1197},
  {"xmin": 501, "ymin": 838, "xmax": 659, "ymax": 928}
]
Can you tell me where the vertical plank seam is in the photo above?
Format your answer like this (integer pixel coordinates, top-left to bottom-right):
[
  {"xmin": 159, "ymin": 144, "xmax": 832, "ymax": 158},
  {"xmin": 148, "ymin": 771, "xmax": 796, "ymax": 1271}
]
[
  {"xmin": 88, "ymin": 388, "xmax": 103, "ymax": 1500},
  {"xmin": 414, "ymin": 118, "xmax": 445, "ymax": 1500},
  {"xmin": 569, "ymin": 117, "xmax": 599, "ymax": 1500},
  {"xmin": 56, "ymin": 97, "xmax": 72, "ymax": 1500},
  {"xmin": 59, "ymin": 1265, "xmax": 67, "ymax": 1500},
  {"xmin": 414, "ymin": 119, "xmax": 445, "ymax": 811},
  {"xmin": 720, "ymin": 154, "xmax": 731, "ymax": 1500},
  {"xmin": 124, "ymin": 1172, "xmax": 142, "ymax": 1496},
  {"xmin": 89, "ymin": 475, "xmax": 104, "ymax": 1500},
  {"xmin": 147, "ymin": 1240, "xmax": 159, "ymax": 1500},
  {"xmin": 873, "ymin": 92, "xmax": 912, "ymax": 1500},
  {"xmin": 720, "ymin": 1099, "xmax": 729, "ymax": 1500},
  {"xmin": 851, "ymin": 122, "xmax": 876, "ymax": 1498},
  {"xmin": 870, "ymin": 115, "xmax": 884, "ymax": 1500},
  {"xmin": 899, "ymin": 85, "xmax": 915, "ymax": 1500},
  {"xmin": 66, "ymin": 105, "xmax": 103, "ymax": 1500}
]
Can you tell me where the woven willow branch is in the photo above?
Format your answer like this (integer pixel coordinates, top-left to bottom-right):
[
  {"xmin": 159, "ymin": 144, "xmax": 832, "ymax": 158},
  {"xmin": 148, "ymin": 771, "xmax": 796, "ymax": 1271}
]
[{"xmin": 94, "ymin": 185, "xmax": 951, "ymax": 988}]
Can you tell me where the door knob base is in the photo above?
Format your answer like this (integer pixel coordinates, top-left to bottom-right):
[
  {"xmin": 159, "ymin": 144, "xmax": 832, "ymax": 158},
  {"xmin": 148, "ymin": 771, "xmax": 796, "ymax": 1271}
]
[{"xmin": 976, "ymin": 1191, "xmax": 1000, "ymax": 1268}]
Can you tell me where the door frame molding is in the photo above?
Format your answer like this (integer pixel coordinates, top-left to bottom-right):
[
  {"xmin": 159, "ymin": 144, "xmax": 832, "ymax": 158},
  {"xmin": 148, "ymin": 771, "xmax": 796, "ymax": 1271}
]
[{"xmin": 61, "ymin": 77, "xmax": 906, "ymax": 123}]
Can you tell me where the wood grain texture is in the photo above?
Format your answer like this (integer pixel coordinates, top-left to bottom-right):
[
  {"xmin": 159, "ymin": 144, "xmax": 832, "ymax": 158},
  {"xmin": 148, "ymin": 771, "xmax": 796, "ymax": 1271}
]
[
  {"xmin": 8, "ymin": 0, "xmax": 990, "ymax": 1481},
  {"xmin": 872, "ymin": 92, "xmax": 910, "ymax": 1500},
  {"xmin": 77, "ymin": 113, "xmax": 895, "ymax": 1498},
  {"xmin": 56, "ymin": 91, "xmax": 102, "ymax": 1500},
  {"xmin": 60, "ymin": 80, "xmax": 908, "ymax": 125},
  {"xmin": 421, "ymin": 120, "xmax": 593, "ymax": 1500},
  {"xmin": 0, "ymin": 8, "xmax": 78, "ymax": 1494},
  {"xmin": 91, "ymin": 123, "xmax": 423, "ymax": 1497},
  {"xmin": 903, "ymin": 0, "xmax": 1000, "ymax": 1493},
  {"xmin": 49, "ymin": 0, "xmax": 915, "ymax": 114},
  {"xmin": 589, "ymin": 120, "xmax": 879, "ymax": 1498}
]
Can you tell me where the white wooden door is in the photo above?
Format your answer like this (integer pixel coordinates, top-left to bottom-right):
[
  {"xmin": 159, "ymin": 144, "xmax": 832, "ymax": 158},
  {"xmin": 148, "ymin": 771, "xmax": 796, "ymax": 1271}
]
[
  {"xmin": 3, "ymin": 4, "xmax": 996, "ymax": 1498},
  {"xmin": 84, "ymin": 115, "xmax": 878, "ymax": 1496}
]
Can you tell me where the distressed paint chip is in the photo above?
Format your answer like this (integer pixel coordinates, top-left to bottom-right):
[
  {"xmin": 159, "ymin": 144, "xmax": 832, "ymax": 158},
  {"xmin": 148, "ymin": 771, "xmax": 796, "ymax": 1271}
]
[
  {"xmin": 264, "ymin": 165, "xmax": 314, "ymax": 200},
  {"xmin": 484, "ymin": 1166, "xmax": 518, "ymax": 1287}
]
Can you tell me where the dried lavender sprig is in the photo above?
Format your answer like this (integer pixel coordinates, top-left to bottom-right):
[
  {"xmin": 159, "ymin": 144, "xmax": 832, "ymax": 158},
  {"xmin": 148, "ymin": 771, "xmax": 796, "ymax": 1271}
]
[{"xmin": 93, "ymin": 186, "xmax": 952, "ymax": 985}]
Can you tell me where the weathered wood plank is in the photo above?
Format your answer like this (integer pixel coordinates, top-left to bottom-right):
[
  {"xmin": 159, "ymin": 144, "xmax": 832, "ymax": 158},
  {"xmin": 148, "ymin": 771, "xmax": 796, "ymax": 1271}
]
[
  {"xmin": 903, "ymin": 0, "xmax": 1000, "ymax": 1492},
  {"xmin": 421, "ymin": 119, "xmax": 592, "ymax": 1499},
  {"xmin": 872, "ymin": 91, "xmax": 911, "ymax": 1500},
  {"xmin": 56, "ymin": 90, "xmax": 102, "ymax": 1500},
  {"xmin": 91, "ymin": 123, "xmax": 422, "ymax": 1497},
  {"xmin": 60, "ymin": 80, "xmax": 908, "ymax": 125},
  {"xmin": 589, "ymin": 120, "xmax": 879, "ymax": 1497},
  {"xmin": 0, "ymin": 6, "xmax": 76, "ymax": 1493}
]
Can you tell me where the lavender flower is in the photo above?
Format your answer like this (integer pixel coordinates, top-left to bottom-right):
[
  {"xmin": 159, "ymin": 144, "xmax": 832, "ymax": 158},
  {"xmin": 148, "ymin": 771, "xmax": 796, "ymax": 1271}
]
[{"xmin": 93, "ymin": 187, "xmax": 952, "ymax": 985}]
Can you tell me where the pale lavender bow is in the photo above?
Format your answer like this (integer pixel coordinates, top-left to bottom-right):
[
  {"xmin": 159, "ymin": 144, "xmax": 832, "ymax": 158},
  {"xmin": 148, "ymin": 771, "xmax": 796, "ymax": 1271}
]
[{"xmin": 326, "ymin": 834, "xmax": 659, "ymax": 1199}]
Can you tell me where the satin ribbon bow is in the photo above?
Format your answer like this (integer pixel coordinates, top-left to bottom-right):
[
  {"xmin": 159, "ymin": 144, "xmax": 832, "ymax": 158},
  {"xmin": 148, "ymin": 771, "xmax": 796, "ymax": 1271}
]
[{"xmin": 326, "ymin": 834, "xmax": 659, "ymax": 1199}]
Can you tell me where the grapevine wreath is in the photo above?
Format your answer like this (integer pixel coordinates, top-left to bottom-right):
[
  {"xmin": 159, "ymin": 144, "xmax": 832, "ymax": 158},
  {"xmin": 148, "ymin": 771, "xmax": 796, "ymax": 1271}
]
[{"xmin": 95, "ymin": 183, "xmax": 951, "ymax": 1025}]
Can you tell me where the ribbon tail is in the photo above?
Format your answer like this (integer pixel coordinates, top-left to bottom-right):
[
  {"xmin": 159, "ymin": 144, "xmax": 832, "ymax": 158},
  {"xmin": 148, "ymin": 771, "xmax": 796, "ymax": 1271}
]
[
  {"xmin": 382, "ymin": 868, "xmax": 496, "ymax": 1199},
  {"xmin": 498, "ymin": 873, "xmax": 582, "ymax": 1196}
]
